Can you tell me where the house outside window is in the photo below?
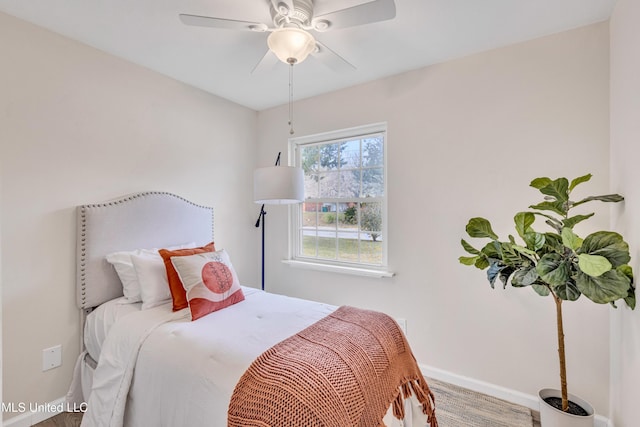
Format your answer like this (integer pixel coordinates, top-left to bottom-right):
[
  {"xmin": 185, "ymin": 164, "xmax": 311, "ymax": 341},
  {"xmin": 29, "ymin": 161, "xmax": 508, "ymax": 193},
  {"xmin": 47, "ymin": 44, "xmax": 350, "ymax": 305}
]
[{"xmin": 288, "ymin": 123, "xmax": 391, "ymax": 277}]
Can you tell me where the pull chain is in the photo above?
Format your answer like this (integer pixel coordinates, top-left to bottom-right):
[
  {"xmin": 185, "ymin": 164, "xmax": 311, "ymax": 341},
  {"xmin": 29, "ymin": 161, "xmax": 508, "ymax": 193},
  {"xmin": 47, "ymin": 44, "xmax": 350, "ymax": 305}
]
[{"xmin": 288, "ymin": 61, "xmax": 295, "ymax": 135}]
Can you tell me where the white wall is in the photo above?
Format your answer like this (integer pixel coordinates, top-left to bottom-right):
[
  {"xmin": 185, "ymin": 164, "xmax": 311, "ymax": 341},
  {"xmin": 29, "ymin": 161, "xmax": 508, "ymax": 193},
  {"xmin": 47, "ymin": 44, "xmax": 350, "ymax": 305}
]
[
  {"xmin": 258, "ymin": 22, "xmax": 612, "ymax": 414},
  {"xmin": 0, "ymin": 12, "xmax": 260, "ymax": 421},
  {"xmin": 609, "ymin": 0, "xmax": 640, "ymax": 425}
]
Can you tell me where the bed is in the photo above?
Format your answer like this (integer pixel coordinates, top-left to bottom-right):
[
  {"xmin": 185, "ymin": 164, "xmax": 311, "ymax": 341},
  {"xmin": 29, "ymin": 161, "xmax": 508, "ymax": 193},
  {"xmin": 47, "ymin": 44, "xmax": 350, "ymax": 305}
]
[{"xmin": 65, "ymin": 191, "xmax": 437, "ymax": 427}]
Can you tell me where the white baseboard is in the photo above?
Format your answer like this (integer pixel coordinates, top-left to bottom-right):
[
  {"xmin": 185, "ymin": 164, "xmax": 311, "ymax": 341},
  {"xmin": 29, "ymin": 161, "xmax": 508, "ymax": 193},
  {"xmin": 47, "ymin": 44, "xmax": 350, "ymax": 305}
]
[
  {"xmin": 420, "ymin": 364, "xmax": 612, "ymax": 427},
  {"xmin": 3, "ymin": 397, "xmax": 85, "ymax": 427}
]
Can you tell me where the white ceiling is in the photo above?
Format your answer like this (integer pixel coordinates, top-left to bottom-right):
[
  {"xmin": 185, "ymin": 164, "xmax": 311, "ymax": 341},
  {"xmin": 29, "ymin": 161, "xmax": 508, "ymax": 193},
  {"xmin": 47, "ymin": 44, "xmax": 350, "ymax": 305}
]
[{"xmin": 0, "ymin": 0, "xmax": 616, "ymax": 111}]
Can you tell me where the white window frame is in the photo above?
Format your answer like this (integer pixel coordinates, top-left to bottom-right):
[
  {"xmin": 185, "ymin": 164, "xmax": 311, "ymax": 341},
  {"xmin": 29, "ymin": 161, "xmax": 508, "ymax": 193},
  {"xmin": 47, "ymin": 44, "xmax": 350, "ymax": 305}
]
[{"xmin": 285, "ymin": 122, "xmax": 394, "ymax": 278}]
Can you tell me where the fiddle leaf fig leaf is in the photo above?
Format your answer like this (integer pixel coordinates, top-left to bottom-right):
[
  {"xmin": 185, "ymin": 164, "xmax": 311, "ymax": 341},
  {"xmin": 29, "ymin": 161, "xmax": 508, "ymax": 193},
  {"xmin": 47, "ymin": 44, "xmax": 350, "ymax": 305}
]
[
  {"xmin": 569, "ymin": 174, "xmax": 592, "ymax": 191},
  {"xmin": 480, "ymin": 241, "xmax": 500, "ymax": 259},
  {"xmin": 529, "ymin": 211, "xmax": 563, "ymax": 233},
  {"xmin": 512, "ymin": 244, "xmax": 537, "ymax": 261},
  {"xmin": 459, "ymin": 256, "xmax": 478, "ymax": 266},
  {"xmin": 554, "ymin": 281, "xmax": 581, "ymax": 301},
  {"xmin": 475, "ymin": 256, "xmax": 490, "ymax": 270},
  {"xmin": 530, "ymin": 177, "xmax": 552, "ymax": 190},
  {"xmin": 499, "ymin": 266, "xmax": 515, "ymax": 289},
  {"xmin": 487, "ymin": 262, "xmax": 502, "ymax": 288},
  {"xmin": 618, "ymin": 265, "xmax": 636, "ymax": 310},
  {"xmin": 536, "ymin": 253, "xmax": 570, "ymax": 287},
  {"xmin": 561, "ymin": 228, "xmax": 583, "ymax": 251},
  {"xmin": 580, "ymin": 231, "xmax": 631, "ymax": 267},
  {"xmin": 500, "ymin": 243, "xmax": 523, "ymax": 267},
  {"xmin": 619, "ymin": 264, "xmax": 634, "ymax": 281},
  {"xmin": 461, "ymin": 239, "xmax": 481, "ymax": 255},
  {"xmin": 539, "ymin": 177, "xmax": 569, "ymax": 203},
  {"xmin": 514, "ymin": 212, "xmax": 535, "ymax": 238},
  {"xmin": 523, "ymin": 232, "xmax": 545, "ymax": 251},
  {"xmin": 578, "ymin": 254, "xmax": 612, "ymax": 277},
  {"xmin": 529, "ymin": 201, "xmax": 566, "ymax": 216},
  {"xmin": 532, "ymin": 283, "xmax": 551, "ymax": 296},
  {"xmin": 511, "ymin": 266, "xmax": 539, "ymax": 287},
  {"xmin": 466, "ymin": 217, "xmax": 498, "ymax": 240},
  {"xmin": 563, "ymin": 213, "xmax": 595, "ymax": 229},
  {"xmin": 572, "ymin": 194, "xmax": 624, "ymax": 208},
  {"xmin": 625, "ymin": 293, "xmax": 636, "ymax": 310},
  {"xmin": 575, "ymin": 269, "xmax": 632, "ymax": 304},
  {"xmin": 543, "ymin": 233, "xmax": 564, "ymax": 252}
]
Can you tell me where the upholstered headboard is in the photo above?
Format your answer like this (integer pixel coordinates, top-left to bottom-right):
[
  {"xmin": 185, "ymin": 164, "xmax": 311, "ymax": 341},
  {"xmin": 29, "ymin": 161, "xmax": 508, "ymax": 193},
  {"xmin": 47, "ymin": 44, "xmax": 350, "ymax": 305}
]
[{"xmin": 76, "ymin": 192, "xmax": 214, "ymax": 310}]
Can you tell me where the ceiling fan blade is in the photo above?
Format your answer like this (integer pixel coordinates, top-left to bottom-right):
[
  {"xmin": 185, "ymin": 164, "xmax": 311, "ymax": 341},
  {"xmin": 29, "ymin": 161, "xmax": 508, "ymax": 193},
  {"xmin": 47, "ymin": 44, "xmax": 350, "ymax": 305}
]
[
  {"xmin": 312, "ymin": 0, "xmax": 396, "ymax": 30},
  {"xmin": 311, "ymin": 41, "xmax": 356, "ymax": 72},
  {"xmin": 251, "ymin": 49, "xmax": 279, "ymax": 74},
  {"xmin": 179, "ymin": 14, "xmax": 267, "ymax": 31}
]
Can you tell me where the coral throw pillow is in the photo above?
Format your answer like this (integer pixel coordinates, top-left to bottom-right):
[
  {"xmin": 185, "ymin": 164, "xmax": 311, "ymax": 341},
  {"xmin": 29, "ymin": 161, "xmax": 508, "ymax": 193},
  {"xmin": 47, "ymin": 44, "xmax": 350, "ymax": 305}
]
[
  {"xmin": 170, "ymin": 250, "xmax": 245, "ymax": 321},
  {"xmin": 159, "ymin": 242, "xmax": 215, "ymax": 311}
]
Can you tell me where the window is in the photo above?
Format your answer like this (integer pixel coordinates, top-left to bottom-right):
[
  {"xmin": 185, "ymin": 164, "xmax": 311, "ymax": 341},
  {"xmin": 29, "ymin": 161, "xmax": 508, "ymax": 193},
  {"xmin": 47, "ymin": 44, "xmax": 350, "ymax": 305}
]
[{"xmin": 288, "ymin": 123, "xmax": 390, "ymax": 276}]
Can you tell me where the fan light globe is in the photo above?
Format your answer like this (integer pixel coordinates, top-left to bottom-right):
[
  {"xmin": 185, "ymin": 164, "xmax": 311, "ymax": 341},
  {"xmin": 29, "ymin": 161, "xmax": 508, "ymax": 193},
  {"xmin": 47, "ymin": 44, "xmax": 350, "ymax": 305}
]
[{"xmin": 267, "ymin": 27, "xmax": 316, "ymax": 64}]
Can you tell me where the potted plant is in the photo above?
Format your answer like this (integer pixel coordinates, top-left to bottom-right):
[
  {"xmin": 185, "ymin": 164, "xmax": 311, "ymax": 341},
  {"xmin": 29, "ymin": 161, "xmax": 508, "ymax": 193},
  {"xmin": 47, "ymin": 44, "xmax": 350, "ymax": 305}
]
[{"xmin": 459, "ymin": 174, "xmax": 635, "ymax": 426}]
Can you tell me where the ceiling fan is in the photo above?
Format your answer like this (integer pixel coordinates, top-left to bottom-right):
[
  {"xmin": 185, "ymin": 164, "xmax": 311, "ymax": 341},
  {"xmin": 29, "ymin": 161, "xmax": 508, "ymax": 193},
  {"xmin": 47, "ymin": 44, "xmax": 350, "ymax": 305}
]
[{"xmin": 179, "ymin": 0, "xmax": 396, "ymax": 72}]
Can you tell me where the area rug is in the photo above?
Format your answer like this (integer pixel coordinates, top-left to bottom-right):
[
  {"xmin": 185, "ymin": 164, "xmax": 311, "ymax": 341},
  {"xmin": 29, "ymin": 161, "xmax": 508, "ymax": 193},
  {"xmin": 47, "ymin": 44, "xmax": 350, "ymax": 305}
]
[{"xmin": 427, "ymin": 377, "xmax": 534, "ymax": 427}]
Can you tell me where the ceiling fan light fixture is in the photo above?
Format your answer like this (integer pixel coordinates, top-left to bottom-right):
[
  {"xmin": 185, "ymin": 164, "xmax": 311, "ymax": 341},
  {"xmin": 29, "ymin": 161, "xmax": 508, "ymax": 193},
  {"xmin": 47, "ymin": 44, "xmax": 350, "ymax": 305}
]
[{"xmin": 267, "ymin": 27, "xmax": 316, "ymax": 64}]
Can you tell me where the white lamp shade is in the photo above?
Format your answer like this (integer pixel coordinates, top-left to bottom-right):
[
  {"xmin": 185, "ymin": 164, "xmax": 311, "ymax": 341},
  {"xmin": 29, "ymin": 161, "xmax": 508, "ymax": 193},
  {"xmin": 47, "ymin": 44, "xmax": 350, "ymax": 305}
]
[
  {"xmin": 267, "ymin": 27, "xmax": 316, "ymax": 64},
  {"xmin": 254, "ymin": 166, "xmax": 304, "ymax": 204}
]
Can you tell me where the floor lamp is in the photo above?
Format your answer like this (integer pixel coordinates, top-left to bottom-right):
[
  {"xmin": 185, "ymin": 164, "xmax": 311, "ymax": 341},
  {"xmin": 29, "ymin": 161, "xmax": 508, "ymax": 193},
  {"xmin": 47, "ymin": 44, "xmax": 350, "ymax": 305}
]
[{"xmin": 254, "ymin": 152, "xmax": 304, "ymax": 290}]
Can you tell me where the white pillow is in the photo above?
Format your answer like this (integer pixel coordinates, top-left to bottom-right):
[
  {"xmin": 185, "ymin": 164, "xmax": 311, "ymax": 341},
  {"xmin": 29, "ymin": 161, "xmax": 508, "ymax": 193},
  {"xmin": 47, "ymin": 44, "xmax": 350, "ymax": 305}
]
[
  {"xmin": 131, "ymin": 252, "xmax": 173, "ymax": 310},
  {"xmin": 106, "ymin": 243, "xmax": 195, "ymax": 303}
]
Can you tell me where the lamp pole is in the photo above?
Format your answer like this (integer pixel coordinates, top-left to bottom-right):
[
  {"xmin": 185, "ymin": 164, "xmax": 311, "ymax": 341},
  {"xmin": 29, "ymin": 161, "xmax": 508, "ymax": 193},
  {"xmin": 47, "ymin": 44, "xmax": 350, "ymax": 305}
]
[{"xmin": 254, "ymin": 152, "xmax": 282, "ymax": 291}]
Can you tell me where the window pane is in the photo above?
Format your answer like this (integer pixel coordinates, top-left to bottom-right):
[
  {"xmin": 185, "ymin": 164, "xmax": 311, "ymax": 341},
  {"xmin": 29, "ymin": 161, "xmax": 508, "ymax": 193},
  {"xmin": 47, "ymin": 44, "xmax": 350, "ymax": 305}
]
[
  {"xmin": 360, "ymin": 239, "xmax": 383, "ymax": 265},
  {"xmin": 302, "ymin": 203, "xmax": 319, "ymax": 227},
  {"xmin": 338, "ymin": 202, "xmax": 358, "ymax": 231},
  {"xmin": 341, "ymin": 139, "xmax": 360, "ymax": 168},
  {"xmin": 338, "ymin": 232, "xmax": 360, "ymax": 262},
  {"xmin": 319, "ymin": 143, "xmax": 340, "ymax": 171},
  {"xmin": 319, "ymin": 203, "xmax": 337, "ymax": 228},
  {"xmin": 360, "ymin": 202, "xmax": 382, "ymax": 242},
  {"xmin": 301, "ymin": 145, "xmax": 320, "ymax": 199},
  {"xmin": 339, "ymin": 170, "xmax": 360, "ymax": 198},
  {"xmin": 361, "ymin": 168, "xmax": 384, "ymax": 197},
  {"xmin": 362, "ymin": 137, "xmax": 383, "ymax": 167},
  {"xmin": 302, "ymin": 234, "xmax": 318, "ymax": 257},
  {"xmin": 319, "ymin": 172, "xmax": 340, "ymax": 197},
  {"xmin": 304, "ymin": 173, "xmax": 319, "ymax": 199},
  {"xmin": 301, "ymin": 145, "xmax": 320, "ymax": 172},
  {"xmin": 316, "ymin": 236, "xmax": 337, "ymax": 260}
]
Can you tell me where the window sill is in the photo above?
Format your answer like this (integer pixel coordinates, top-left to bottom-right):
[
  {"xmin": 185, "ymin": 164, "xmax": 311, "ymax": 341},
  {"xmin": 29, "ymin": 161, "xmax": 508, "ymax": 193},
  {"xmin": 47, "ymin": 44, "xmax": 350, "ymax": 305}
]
[{"xmin": 282, "ymin": 259, "xmax": 395, "ymax": 278}]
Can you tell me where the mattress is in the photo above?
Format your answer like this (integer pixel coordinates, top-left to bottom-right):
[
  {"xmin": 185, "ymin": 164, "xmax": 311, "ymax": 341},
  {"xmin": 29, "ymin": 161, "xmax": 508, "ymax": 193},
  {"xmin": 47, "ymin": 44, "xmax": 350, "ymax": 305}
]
[
  {"xmin": 81, "ymin": 287, "xmax": 338, "ymax": 427},
  {"xmin": 84, "ymin": 297, "xmax": 142, "ymax": 362}
]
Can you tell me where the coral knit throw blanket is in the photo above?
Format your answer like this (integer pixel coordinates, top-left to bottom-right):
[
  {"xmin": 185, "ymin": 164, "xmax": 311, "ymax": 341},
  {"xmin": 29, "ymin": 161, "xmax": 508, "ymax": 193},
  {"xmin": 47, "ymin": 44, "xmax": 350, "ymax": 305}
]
[{"xmin": 228, "ymin": 306, "xmax": 438, "ymax": 427}]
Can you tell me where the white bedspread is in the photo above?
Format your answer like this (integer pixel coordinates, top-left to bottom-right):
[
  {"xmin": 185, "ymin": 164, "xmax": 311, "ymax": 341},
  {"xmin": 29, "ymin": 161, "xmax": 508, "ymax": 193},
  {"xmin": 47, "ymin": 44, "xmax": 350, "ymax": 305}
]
[
  {"xmin": 81, "ymin": 287, "xmax": 336, "ymax": 427},
  {"xmin": 84, "ymin": 297, "xmax": 142, "ymax": 362}
]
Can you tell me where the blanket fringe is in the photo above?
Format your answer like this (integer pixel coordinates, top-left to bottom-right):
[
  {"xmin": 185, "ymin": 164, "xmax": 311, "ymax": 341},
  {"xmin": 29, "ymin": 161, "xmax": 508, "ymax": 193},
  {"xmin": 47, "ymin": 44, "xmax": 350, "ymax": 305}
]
[
  {"xmin": 392, "ymin": 391, "xmax": 405, "ymax": 420},
  {"xmin": 391, "ymin": 379, "xmax": 438, "ymax": 427},
  {"xmin": 411, "ymin": 378, "xmax": 438, "ymax": 427}
]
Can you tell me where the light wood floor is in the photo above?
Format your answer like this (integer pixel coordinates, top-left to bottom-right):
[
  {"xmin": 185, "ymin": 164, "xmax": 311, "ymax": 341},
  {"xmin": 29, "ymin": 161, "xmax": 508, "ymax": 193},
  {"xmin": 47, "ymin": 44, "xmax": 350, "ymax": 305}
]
[
  {"xmin": 34, "ymin": 411, "xmax": 541, "ymax": 426},
  {"xmin": 32, "ymin": 412, "xmax": 82, "ymax": 427}
]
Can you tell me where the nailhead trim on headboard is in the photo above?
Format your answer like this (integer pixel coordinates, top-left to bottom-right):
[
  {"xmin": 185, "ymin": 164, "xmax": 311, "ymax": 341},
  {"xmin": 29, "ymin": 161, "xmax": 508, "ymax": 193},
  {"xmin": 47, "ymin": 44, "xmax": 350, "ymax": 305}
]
[
  {"xmin": 77, "ymin": 191, "xmax": 214, "ymax": 309},
  {"xmin": 79, "ymin": 205, "xmax": 87, "ymax": 306}
]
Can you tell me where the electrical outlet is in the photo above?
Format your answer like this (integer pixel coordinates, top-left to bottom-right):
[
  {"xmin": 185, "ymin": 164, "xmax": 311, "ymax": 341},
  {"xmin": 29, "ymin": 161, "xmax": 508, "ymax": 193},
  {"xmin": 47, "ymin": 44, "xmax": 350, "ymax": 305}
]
[
  {"xmin": 42, "ymin": 345, "xmax": 62, "ymax": 371},
  {"xmin": 395, "ymin": 318, "xmax": 407, "ymax": 335}
]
